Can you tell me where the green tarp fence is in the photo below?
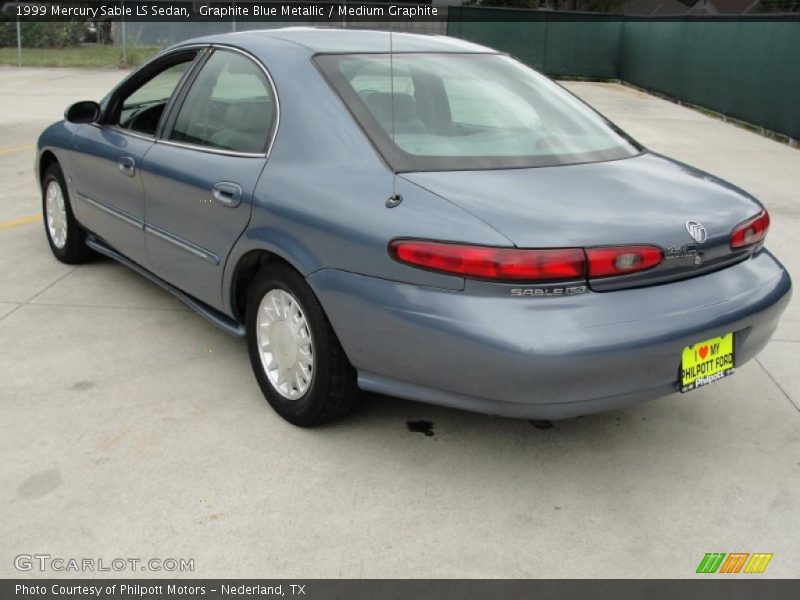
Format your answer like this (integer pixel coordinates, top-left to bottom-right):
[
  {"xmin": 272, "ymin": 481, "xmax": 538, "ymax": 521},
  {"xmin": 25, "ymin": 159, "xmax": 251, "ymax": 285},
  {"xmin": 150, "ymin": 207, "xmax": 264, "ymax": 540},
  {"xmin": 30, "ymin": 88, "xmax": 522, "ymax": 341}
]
[{"xmin": 447, "ymin": 9, "xmax": 800, "ymax": 140}]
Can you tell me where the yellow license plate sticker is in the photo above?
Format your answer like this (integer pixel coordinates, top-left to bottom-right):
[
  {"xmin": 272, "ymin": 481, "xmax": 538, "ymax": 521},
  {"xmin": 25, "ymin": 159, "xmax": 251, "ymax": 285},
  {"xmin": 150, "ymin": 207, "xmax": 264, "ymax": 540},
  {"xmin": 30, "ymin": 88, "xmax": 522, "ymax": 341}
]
[{"xmin": 681, "ymin": 333, "xmax": 735, "ymax": 392}]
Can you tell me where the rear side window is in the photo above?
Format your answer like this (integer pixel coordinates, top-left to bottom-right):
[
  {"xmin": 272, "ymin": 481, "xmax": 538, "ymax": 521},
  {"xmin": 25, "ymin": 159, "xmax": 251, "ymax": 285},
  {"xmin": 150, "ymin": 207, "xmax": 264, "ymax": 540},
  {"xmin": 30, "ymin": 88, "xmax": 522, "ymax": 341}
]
[{"xmin": 169, "ymin": 50, "xmax": 275, "ymax": 154}]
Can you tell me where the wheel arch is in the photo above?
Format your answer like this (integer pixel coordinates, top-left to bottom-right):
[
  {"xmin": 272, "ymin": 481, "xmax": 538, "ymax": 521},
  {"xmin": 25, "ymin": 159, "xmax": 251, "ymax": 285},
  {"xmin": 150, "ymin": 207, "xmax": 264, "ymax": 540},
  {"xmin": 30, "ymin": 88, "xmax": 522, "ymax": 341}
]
[
  {"xmin": 224, "ymin": 228, "xmax": 325, "ymax": 323},
  {"xmin": 229, "ymin": 248, "xmax": 307, "ymax": 324},
  {"xmin": 38, "ymin": 149, "xmax": 60, "ymax": 184}
]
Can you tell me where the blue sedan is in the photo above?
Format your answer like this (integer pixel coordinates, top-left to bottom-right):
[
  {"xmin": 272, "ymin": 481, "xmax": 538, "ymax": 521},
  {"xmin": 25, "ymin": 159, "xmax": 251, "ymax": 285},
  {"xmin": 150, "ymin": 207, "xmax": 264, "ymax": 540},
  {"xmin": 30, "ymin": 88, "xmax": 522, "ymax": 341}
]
[{"xmin": 36, "ymin": 28, "xmax": 791, "ymax": 425}]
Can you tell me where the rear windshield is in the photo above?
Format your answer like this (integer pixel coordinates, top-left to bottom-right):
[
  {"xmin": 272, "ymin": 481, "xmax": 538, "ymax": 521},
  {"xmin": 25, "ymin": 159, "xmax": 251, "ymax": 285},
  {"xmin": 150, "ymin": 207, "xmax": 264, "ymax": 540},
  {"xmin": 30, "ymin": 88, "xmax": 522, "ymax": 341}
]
[{"xmin": 315, "ymin": 53, "xmax": 642, "ymax": 172}]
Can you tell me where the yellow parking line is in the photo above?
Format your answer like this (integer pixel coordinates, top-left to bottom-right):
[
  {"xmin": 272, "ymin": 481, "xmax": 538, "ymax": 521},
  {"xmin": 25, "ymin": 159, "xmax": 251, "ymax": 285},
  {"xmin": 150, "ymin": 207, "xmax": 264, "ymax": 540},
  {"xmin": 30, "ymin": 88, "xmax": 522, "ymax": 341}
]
[
  {"xmin": 0, "ymin": 144, "xmax": 34, "ymax": 157},
  {"xmin": 0, "ymin": 214, "xmax": 41, "ymax": 230}
]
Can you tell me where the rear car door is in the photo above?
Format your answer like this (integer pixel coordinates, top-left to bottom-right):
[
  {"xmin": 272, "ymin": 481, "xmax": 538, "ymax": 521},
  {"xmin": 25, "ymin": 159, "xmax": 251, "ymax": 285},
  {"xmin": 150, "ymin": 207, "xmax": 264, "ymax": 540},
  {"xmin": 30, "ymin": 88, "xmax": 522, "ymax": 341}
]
[
  {"xmin": 142, "ymin": 47, "xmax": 277, "ymax": 309},
  {"xmin": 70, "ymin": 49, "xmax": 201, "ymax": 266}
]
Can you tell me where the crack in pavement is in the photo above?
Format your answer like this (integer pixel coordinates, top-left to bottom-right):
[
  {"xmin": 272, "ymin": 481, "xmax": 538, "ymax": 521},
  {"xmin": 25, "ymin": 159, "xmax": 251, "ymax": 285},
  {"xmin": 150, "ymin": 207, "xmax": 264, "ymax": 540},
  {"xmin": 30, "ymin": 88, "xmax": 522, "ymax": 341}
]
[
  {"xmin": 756, "ymin": 357, "xmax": 800, "ymax": 414},
  {"xmin": 24, "ymin": 266, "xmax": 78, "ymax": 303},
  {"xmin": 0, "ymin": 266, "xmax": 191, "ymax": 324},
  {"xmin": 0, "ymin": 304, "xmax": 23, "ymax": 324},
  {"xmin": 27, "ymin": 301, "xmax": 189, "ymax": 312}
]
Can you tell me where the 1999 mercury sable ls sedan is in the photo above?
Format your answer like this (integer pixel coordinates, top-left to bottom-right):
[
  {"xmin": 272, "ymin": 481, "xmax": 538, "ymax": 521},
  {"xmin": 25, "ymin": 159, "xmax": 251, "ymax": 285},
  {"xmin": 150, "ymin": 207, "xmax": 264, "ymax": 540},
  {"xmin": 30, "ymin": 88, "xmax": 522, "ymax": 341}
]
[{"xmin": 36, "ymin": 29, "xmax": 791, "ymax": 426}]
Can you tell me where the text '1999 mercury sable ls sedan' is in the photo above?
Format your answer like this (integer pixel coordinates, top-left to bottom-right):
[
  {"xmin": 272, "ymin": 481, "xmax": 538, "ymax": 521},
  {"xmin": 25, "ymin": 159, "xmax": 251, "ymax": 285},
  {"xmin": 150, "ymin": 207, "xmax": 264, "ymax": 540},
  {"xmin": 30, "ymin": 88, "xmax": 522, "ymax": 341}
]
[{"xmin": 37, "ymin": 29, "xmax": 791, "ymax": 426}]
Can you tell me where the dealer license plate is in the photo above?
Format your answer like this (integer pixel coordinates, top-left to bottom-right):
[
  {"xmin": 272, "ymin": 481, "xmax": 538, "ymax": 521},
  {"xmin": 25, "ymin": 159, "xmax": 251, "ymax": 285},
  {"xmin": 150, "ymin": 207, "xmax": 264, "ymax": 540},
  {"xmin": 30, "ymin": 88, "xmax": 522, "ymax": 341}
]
[{"xmin": 680, "ymin": 333, "xmax": 735, "ymax": 392}]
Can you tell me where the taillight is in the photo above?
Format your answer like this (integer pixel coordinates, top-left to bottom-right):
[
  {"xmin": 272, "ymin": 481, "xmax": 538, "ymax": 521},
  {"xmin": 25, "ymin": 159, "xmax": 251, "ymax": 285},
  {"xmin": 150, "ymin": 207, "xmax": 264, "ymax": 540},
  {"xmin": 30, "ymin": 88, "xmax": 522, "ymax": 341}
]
[
  {"xmin": 730, "ymin": 210, "xmax": 770, "ymax": 249},
  {"xmin": 586, "ymin": 246, "xmax": 663, "ymax": 278},
  {"xmin": 388, "ymin": 240, "xmax": 585, "ymax": 281}
]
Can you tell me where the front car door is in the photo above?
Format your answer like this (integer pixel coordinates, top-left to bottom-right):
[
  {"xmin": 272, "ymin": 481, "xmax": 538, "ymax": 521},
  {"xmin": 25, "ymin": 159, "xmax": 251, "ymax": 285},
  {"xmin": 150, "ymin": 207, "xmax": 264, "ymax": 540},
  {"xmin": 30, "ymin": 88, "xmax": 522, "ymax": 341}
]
[
  {"xmin": 141, "ymin": 47, "xmax": 277, "ymax": 309},
  {"xmin": 70, "ymin": 49, "xmax": 201, "ymax": 266}
]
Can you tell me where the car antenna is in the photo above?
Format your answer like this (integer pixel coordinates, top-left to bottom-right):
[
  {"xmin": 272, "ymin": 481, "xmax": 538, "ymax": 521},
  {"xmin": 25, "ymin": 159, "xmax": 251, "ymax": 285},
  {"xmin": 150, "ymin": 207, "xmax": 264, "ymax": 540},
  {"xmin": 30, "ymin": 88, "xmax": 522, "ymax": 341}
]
[{"xmin": 386, "ymin": 28, "xmax": 403, "ymax": 208}]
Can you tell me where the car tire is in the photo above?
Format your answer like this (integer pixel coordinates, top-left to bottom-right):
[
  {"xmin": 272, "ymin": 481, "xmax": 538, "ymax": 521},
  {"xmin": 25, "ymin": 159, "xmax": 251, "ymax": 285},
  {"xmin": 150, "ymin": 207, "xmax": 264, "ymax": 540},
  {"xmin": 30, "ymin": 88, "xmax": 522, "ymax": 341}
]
[
  {"xmin": 246, "ymin": 263, "xmax": 358, "ymax": 426},
  {"xmin": 42, "ymin": 163, "xmax": 93, "ymax": 264}
]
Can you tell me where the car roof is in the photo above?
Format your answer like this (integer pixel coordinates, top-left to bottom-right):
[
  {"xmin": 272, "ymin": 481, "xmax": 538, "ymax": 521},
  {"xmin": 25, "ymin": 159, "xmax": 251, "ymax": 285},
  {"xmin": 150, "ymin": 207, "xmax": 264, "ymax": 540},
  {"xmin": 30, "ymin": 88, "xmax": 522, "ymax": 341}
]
[{"xmin": 190, "ymin": 27, "xmax": 496, "ymax": 56}]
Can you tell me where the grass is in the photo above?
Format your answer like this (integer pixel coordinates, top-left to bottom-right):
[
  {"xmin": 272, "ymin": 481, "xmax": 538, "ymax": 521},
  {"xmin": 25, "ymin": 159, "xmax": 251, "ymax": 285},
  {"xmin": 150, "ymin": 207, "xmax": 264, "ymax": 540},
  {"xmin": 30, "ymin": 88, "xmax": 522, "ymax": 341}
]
[{"xmin": 0, "ymin": 44, "xmax": 164, "ymax": 68}]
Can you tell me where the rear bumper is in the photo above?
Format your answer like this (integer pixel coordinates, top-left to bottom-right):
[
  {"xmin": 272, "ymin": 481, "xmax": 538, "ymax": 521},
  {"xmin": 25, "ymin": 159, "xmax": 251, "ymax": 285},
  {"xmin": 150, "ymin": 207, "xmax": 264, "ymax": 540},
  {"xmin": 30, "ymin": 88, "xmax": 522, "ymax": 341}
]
[{"xmin": 308, "ymin": 250, "xmax": 792, "ymax": 419}]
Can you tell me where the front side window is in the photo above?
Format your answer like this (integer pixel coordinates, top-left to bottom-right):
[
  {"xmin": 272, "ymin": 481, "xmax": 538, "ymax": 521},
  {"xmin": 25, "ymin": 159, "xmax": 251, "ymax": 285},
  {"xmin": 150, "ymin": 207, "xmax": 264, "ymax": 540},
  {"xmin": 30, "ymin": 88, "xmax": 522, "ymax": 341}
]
[
  {"xmin": 116, "ymin": 59, "xmax": 193, "ymax": 136},
  {"xmin": 315, "ymin": 53, "xmax": 642, "ymax": 172},
  {"xmin": 169, "ymin": 50, "xmax": 275, "ymax": 154}
]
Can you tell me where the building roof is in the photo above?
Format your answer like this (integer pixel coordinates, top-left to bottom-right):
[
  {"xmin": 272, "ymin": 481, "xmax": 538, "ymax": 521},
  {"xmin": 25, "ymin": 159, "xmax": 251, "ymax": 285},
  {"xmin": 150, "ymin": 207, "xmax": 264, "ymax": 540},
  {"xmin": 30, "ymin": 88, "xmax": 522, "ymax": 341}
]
[
  {"xmin": 688, "ymin": 0, "xmax": 761, "ymax": 13},
  {"xmin": 621, "ymin": 0, "xmax": 689, "ymax": 15}
]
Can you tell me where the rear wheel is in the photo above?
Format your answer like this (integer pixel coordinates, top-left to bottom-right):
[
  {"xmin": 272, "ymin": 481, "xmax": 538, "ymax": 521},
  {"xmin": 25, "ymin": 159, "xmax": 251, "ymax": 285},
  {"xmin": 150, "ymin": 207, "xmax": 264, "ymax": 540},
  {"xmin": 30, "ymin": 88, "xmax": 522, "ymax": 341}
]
[
  {"xmin": 42, "ymin": 163, "xmax": 93, "ymax": 264},
  {"xmin": 245, "ymin": 264, "xmax": 358, "ymax": 426}
]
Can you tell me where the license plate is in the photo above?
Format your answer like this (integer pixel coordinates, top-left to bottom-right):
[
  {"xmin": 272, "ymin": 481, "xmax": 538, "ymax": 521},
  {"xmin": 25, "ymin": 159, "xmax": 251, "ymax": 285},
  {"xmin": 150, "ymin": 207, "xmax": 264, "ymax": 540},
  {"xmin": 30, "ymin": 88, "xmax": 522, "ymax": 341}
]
[{"xmin": 680, "ymin": 333, "xmax": 735, "ymax": 392}]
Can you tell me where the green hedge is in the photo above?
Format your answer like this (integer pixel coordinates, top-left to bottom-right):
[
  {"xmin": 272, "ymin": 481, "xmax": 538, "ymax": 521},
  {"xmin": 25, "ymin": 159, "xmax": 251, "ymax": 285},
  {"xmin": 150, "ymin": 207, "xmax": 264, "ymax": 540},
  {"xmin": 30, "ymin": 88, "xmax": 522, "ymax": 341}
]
[{"xmin": 0, "ymin": 21, "xmax": 84, "ymax": 48}]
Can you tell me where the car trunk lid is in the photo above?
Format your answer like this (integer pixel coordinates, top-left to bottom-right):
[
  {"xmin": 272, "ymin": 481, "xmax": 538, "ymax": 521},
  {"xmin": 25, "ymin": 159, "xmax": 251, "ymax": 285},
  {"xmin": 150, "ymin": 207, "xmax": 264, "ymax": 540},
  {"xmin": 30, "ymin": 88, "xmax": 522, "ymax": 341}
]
[{"xmin": 402, "ymin": 153, "xmax": 764, "ymax": 290}]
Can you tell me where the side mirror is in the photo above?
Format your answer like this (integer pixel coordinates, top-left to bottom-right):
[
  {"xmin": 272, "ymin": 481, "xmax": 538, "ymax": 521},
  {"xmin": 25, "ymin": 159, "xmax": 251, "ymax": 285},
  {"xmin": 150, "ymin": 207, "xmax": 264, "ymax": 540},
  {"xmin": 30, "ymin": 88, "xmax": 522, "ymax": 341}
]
[{"xmin": 65, "ymin": 101, "xmax": 100, "ymax": 124}]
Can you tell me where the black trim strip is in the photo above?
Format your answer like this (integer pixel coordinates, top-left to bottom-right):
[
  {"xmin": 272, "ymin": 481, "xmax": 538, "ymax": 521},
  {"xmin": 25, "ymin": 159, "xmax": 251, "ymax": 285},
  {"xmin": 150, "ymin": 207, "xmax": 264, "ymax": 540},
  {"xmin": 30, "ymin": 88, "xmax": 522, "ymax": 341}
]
[{"xmin": 86, "ymin": 236, "xmax": 244, "ymax": 338}]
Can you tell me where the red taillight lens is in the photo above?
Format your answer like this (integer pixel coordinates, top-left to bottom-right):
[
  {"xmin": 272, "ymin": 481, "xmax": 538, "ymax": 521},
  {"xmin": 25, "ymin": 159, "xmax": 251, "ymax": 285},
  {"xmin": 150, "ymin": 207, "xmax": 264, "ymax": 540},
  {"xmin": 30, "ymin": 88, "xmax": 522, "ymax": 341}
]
[
  {"xmin": 586, "ymin": 245, "xmax": 663, "ymax": 278},
  {"xmin": 389, "ymin": 240, "xmax": 585, "ymax": 281},
  {"xmin": 730, "ymin": 210, "xmax": 770, "ymax": 249}
]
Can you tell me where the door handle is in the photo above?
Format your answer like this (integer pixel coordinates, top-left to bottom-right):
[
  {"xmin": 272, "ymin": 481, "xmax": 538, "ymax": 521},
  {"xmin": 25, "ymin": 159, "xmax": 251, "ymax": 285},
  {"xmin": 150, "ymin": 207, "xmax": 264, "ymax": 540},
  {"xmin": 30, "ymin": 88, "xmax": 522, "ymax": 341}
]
[
  {"xmin": 211, "ymin": 182, "xmax": 243, "ymax": 208},
  {"xmin": 118, "ymin": 156, "xmax": 136, "ymax": 177}
]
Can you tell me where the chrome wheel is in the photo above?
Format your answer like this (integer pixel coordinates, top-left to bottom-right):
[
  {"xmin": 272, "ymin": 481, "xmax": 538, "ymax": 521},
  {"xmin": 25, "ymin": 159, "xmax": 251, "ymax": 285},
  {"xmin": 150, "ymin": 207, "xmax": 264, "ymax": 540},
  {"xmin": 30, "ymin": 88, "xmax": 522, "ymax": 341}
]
[
  {"xmin": 256, "ymin": 289, "xmax": 315, "ymax": 400},
  {"xmin": 45, "ymin": 180, "xmax": 68, "ymax": 249}
]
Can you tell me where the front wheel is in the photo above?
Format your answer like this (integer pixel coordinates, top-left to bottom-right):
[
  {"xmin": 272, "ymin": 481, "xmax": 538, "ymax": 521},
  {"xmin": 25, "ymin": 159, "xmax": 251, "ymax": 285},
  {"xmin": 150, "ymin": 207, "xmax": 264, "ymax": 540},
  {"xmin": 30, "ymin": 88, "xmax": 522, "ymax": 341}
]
[
  {"xmin": 41, "ymin": 163, "xmax": 93, "ymax": 264},
  {"xmin": 245, "ymin": 264, "xmax": 358, "ymax": 426}
]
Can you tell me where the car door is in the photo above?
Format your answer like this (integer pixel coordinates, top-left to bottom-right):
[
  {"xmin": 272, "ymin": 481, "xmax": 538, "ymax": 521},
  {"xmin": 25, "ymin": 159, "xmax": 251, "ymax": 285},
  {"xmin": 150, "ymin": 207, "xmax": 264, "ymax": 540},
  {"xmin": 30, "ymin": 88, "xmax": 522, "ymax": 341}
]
[
  {"xmin": 70, "ymin": 49, "xmax": 201, "ymax": 266},
  {"xmin": 141, "ymin": 47, "xmax": 277, "ymax": 310}
]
